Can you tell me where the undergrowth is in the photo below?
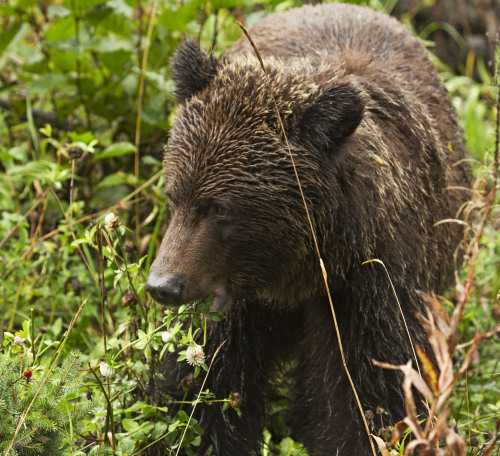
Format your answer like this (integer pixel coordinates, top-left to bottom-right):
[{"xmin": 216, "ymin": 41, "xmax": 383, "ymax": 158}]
[{"xmin": 0, "ymin": 0, "xmax": 499, "ymax": 455}]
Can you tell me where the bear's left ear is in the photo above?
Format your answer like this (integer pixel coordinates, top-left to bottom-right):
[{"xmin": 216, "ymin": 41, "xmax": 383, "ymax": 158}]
[
  {"xmin": 172, "ymin": 40, "xmax": 220, "ymax": 103},
  {"xmin": 295, "ymin": 83, "xmax": 365, "ymax": 152}
]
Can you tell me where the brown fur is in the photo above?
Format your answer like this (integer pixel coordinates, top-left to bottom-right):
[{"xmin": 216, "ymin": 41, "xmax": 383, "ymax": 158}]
[{"xmin": 146, "ymin": 3, "xmax": 470, "ymax": 455}]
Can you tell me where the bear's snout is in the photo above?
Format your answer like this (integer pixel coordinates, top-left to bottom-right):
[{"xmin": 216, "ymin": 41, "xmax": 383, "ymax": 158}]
[{"xmin": 145, "ymin": 271, "xmax": 186, "ymax": 306}]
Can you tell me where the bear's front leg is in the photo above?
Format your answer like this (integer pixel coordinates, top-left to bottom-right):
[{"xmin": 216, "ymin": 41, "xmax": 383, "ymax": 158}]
[
  {"xmin": 160, "ymin": 300, "xmax": 302, "ymax": 455},
  {"xmin": 290, "ymin": 296, "xmax": 408, "ymax": 456}
]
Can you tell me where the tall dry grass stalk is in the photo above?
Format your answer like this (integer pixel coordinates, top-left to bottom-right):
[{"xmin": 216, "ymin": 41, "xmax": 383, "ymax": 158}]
[{"xmin": 235, "ymin": 19, "xmax": 378, "ymax": 456}]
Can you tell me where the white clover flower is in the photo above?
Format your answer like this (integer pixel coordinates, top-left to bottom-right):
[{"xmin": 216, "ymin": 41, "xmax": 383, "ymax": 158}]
[
  {"xmin": 104, "ymin": 212, "xmax": 115, "ymax": 225},
  {"xmin": 185, "ymin": 345, "xmax": 205, "ymax": 367},
  {"xmin": 13, "ymin": 336, "xmax": 22, "ymax": 344},
  {"xmin": 162, "ymin": 330, "xmax": 174, "ymax": 344},
  {"xmin": 99, "ymin": 361, "xmax": 115, "ymax": 377},
  {"xmin": 104, "ymin": 212, "xmax": 121, "ymax": 232}
]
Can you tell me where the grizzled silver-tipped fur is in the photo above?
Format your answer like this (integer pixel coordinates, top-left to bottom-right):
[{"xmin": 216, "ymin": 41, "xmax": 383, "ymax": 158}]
[{"xmin": 146, "ymin": 3, "xmax": 470, "ymax": 455}]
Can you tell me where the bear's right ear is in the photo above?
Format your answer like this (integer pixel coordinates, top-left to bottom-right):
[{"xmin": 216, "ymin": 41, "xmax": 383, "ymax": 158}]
[
  {"xmin": 172, "ymin": 40, "xmax": 219, "ymax": 103},
  {"xmin": 295, "ymin": 83, "xmax": 365, "ymax": 153}
]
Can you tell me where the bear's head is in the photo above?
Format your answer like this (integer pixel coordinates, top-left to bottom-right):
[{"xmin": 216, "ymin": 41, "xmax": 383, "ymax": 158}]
[{"xmin": 146, "ymin": 41, "xmax": 364, "ymax": 311}]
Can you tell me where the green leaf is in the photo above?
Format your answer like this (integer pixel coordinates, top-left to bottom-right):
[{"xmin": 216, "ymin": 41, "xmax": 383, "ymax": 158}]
[
  {"xmin": 0, "ymin": 24, "xmax": 22, "ymax": 56},
  {"xmin": 94, "ymin": 142, "xmax": 136, "ymax": 160},
  {"xmin": 135, "ymin": 329, "xmax": 149, "ymax": 350},
  {"xmin": 94, "ymin": 172, "xmax": 127, "ymax": 190},
  {"xmin": 122, "ymin": 418, "xmax": 139, "ymax": 431},
  {"xmin": 210, "ymin": 0, "xmax": 247, "ymax": 8},
  {"xmin": 30, "ymin": 74, "xmax": 66, "ymax": 95},
  {"xmin": 7, "ymin": 146, "xmax": 26, "ymax": 162},
  {"xmin": 45, "ymin": 16, "xmax": 76, "ymax": 42},
  {"xmin": 98, "ymin": 49, "xmax": 133, "ymax": 72},
  {"xmin": 208, "ymin": 312, "xmax": 224, "ymax": 322},
  {"xmin": 47, "ymin": 5, "xmax": 71, "ymax": 18}
]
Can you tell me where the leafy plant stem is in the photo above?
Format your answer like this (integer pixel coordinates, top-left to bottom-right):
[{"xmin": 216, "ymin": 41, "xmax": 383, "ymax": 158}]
[
  {"xmin": 30, "ymin": 308, "xmax": 35, "ymax": 363},
  {"xmin": 69, "ymin": 159, "xmax": 76, "ymax": 224},
  {"xmin": 70, "ymin": 0, "xmax": 90, "ymax": 129},
  {"xmin": 453, "ymin": 55, "xmax": 500, "ymax": 329},
  {"xmin": 26, "ymin": 94, "xmax": 39, "ymax": 159},
  {"xmin": 134, "ymin": 0, "xmax": 158, "ymax": 241},
  {"xmin": 88, "ymin": 363, "xmax": 115, "ymax": 450},
  {"xmin": 0, "ymin": 190, "xmax": 47, "ymax": 250},
  {"xmin": 175, "ymin": 340, "xmax": 226, "ymax": 456}
]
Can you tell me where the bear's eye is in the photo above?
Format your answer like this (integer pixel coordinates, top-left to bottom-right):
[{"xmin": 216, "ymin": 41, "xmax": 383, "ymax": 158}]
[{"xmin": 213, "ymin": 204, "xmax": 230, "ymax": 218}]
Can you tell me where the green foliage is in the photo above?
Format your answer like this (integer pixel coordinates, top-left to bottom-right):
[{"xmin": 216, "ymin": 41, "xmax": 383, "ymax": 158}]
[
  {"xmin": 0, "ymin": 350, "xmax": 95, "ymax": 455},
  {"xmin": 0, "ymin": 0, "xmax": 498, "ymax": 455}
]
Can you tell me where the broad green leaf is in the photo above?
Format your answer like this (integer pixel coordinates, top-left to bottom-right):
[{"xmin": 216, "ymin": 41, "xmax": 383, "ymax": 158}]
[
  {"xmin": 0, "ymin": 24, "xmax": 22, "ymax": 56},
  {"xmin": 121, "ymin": 418, "xmax": 139, "ymax": 432},
  {"xmin": 45, "ymin": 16, "xmax": 76, "ymax": 42},
  {"xmin": 95, "ymin": 172, "xmax": 127, "ymax": 190},
  {"xmin": 30, "ymin": 74, "xmax": 66, "ymax": 95},
  {"xmin": 47, "ymin": 5, "xmax": 71, "ymax": 18},
  {"xmin": 94, "ymin": 142, "xmax": 135, "ymax": 160},
  {"xmin": 98, "ymin": 49, "xmax": 133, "ymax": 72}
]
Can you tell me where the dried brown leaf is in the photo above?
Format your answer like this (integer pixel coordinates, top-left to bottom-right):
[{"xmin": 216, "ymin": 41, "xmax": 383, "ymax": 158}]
[
  {"xmin": 401, "ymin": 361, "xmax": 434, "ymax": 402},
  {"xmin": 418, "ymin": 310, "xmax": 449, "ymax": 368},
  {"xmin": 420, "ymin": 292, "xmax": 451, "ymax": 334},
  {"xmin": 427, "ymin": 404, "xmax": 451, "ymax": 442},
  {"xmin": 371, "ymin": 434, "xmax": 391, "ymax": 456},
  {"xmin": 372, "ymin": 359, "xmax": 401, "ymax": 371},
  {"xmin": 444, "ymin": 427, "xmax": 466, "ymax": 456},
  {"xmin": 391, "ymin": 421, "xmax": 409, "ymax": 446},
  {"xmin": 483, "ymin": 419, "xmax": 500, "ymax": 455},
  {"xmin": 416, "ymin": 345, "xmax": 439, "ymax": 396},
  {"xmin": 405, "ymin": 439, "xmax": 432, "ymax": 456}
]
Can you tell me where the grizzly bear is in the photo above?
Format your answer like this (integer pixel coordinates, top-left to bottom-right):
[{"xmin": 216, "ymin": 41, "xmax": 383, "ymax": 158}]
[{"xmin": 146, "ymin": 3, "xmax": 470, "ymax": 455}]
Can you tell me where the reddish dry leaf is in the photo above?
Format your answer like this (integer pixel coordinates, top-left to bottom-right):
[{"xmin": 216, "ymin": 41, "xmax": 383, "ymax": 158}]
[
  {"xmin": 418, "ymin": 311, "xmax": 449, "ymax": 368},
  {"xmin": 482, "ymin": 436, "xmax": 499, "ymax": 456},
  {"xmin": 427, "ymin": 405, "xmax": 452, "ymax": 443}
]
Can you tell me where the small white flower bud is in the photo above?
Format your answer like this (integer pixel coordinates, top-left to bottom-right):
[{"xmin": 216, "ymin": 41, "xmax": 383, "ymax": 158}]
[
  {"xmin": 99, "ymin": 361, "xmax": 115, "ymax": 377},
  {"xmin": 162, "ymin": 330, "xmax": 174, "ymax": 343},
  {"xmin": 104, "ymin": 213, "xmax": 115, "ymax": 225},
  {"xmin": 104, "ymin": 213, "xmax": 121, "ymax": 232}
]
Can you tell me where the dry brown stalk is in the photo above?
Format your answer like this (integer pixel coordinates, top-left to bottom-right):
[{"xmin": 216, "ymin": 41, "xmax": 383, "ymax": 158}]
[
  {"xmin": 374, "ymin": 293, "xmax": 500, "ymax": 456},
  {"xmin": 235, "ymin": 19, "xmax": 377, "ymax": 456}
]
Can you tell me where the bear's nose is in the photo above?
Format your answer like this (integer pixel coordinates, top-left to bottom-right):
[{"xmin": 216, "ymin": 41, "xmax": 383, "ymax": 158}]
[{"xmin": 145, "ymin": 271, "xmax": 185, "ymax": 306}]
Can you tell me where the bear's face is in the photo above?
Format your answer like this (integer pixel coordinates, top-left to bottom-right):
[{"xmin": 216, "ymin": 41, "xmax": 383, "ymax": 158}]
[
  {"xmin": 149, "ymin": 103, "xmax": 310, "ymax": 311},
  {"xmin": 146, "ymin": 41, "xmax": 364, "ymax": 311}
]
